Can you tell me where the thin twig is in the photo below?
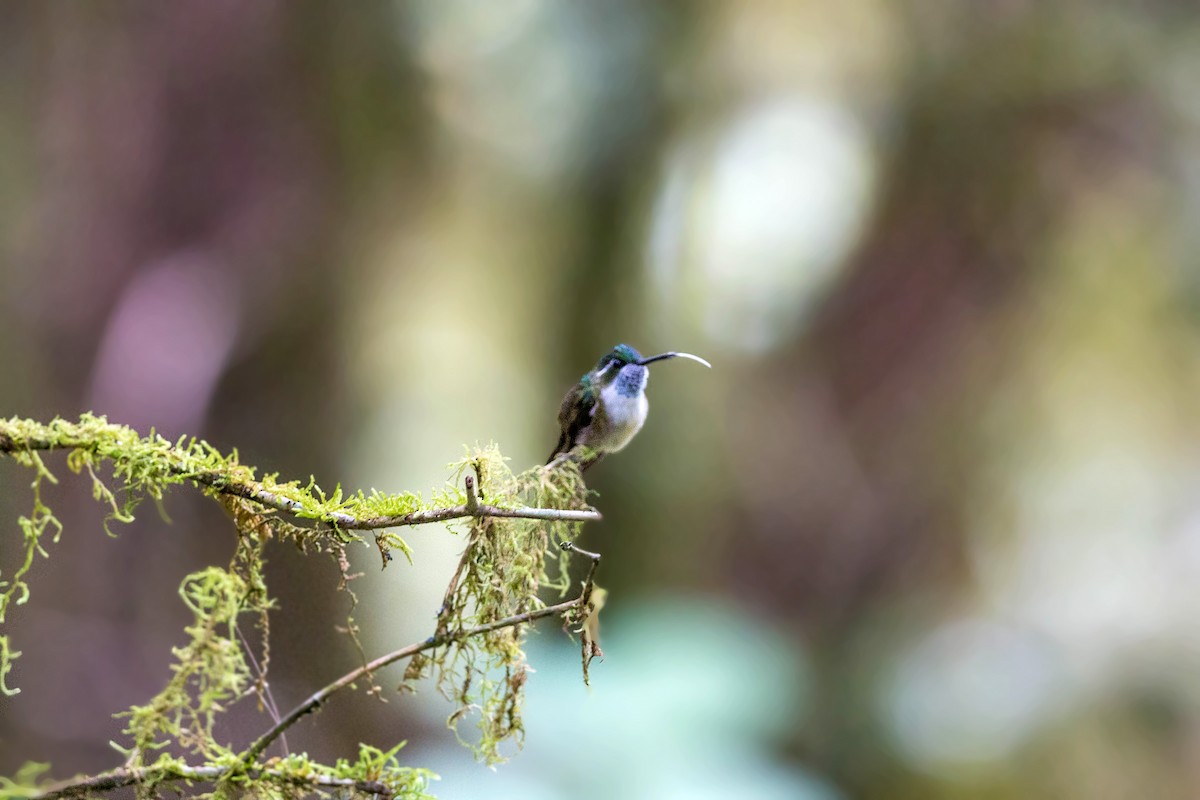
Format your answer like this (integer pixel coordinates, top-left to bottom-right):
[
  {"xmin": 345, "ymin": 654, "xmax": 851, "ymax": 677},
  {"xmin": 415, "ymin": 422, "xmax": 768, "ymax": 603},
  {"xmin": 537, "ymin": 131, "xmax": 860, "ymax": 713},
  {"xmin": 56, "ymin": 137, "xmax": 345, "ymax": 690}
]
[
  {"xmin": 435, "ymin": 474, "xmax": 483, "ymax": 636},
  {"xmin": 561, "ymin": 541, "xmax": 601, "ymax": 562},
  {"xmin": 234, "ymin": 622, "xmax": 288, "ymax": 757},
  {"xmin": 242, "ymin": 594, "xmax": 588, "ymax": 763},
  {"xmin": 29, "ymin": 763, "xmax": 393, "ymax": 800},
  {"xmin": 342, "ymin": 502, "xmax": 600, "ymax": 529},
  {"xmin": 560, "ymin": 541, "xmax": 604, "ymax": 684},
  {"xmin": 562, "ymin": 541, "xmax": 602, "ymax": 610},
  {"xmin": 464, "ymin": 473, "xmax": 480, "ymax": 515}
]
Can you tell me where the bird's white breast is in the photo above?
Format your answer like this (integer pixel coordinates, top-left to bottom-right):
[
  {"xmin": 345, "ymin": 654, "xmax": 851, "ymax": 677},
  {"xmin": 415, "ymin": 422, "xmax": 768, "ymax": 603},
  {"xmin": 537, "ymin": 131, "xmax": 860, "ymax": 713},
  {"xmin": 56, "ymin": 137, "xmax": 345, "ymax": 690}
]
[{"xmin": 598, "ymin": 382, "xmax": 649, "ymax": 452}]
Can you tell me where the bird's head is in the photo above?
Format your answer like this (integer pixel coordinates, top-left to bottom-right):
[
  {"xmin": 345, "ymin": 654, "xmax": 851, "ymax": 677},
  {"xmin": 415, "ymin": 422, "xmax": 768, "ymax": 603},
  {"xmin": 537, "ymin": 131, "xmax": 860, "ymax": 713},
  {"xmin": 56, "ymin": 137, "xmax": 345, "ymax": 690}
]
[
  {"xmin": 589, "ymin": 343, "xmax": 712, "ymax": 396},
  {"xmin": 589, "ymin": 344, "xmax": 647, "ymax": 395}
]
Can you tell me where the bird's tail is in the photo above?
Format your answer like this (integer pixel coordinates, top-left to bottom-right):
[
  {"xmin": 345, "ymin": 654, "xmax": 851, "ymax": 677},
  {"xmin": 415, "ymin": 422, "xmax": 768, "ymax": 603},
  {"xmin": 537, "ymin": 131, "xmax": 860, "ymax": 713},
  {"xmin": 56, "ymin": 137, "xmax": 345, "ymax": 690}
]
[{"xmin": 547, "ymin": 433, "xmax": 570, "ymax": 465}]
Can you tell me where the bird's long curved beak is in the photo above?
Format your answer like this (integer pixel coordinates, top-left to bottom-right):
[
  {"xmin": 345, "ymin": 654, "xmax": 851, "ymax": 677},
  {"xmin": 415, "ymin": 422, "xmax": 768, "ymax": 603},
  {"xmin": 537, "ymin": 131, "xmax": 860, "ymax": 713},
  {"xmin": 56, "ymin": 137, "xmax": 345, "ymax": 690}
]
[{"xmin": 638, "ymin": 351, "xmax": 712, "ymax": 368}]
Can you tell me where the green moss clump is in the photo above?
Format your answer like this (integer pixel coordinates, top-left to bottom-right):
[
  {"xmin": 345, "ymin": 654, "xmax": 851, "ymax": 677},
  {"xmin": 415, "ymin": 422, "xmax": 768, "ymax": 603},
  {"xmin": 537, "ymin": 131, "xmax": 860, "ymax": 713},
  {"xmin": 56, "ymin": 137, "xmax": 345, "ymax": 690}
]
[
  {"xmin": 0, "ymin": 415, "xmax": 600, "ymax": 798},
  {"xmin": 403, "ymin": 446, "xmax": 589, "ymax": 765}
]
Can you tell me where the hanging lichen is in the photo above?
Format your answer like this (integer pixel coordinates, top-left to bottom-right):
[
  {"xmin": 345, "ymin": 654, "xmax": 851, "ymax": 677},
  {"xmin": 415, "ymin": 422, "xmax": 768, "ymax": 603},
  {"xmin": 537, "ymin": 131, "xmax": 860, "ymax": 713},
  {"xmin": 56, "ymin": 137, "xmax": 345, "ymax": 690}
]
[{"xmin": 0, "ymin": 415, "xmax": 604, "ymax": 800}]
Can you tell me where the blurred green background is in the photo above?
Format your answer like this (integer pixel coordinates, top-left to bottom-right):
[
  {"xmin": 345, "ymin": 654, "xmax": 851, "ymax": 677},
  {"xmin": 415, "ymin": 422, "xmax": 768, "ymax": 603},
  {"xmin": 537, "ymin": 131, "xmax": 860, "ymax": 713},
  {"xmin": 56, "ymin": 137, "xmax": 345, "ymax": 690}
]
[{"xmin": 3, "ymin": 1, "xmax": 1200, "ymax": 798}]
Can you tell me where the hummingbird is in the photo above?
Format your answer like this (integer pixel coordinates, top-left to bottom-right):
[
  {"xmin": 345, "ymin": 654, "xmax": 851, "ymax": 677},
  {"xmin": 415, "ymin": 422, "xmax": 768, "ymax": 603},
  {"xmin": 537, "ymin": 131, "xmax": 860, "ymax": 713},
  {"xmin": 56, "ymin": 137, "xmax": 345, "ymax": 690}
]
[{"xmin": 547, "ymin": 344, "xmax": 711, "ymax": 470}]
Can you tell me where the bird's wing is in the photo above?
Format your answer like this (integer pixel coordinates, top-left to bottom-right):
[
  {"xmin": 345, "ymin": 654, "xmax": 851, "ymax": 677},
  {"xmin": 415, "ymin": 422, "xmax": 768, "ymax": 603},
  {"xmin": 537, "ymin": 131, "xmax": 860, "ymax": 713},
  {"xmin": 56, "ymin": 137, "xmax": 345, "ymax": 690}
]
[{"xmin": 547, "ymin": 376, "xmax": 597, "ymax": 462}]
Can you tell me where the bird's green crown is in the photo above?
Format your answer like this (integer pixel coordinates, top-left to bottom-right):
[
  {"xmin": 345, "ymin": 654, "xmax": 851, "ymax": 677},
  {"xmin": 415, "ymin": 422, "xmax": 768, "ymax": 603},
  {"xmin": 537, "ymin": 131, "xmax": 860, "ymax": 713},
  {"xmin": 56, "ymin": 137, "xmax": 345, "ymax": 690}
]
[{"xmin": 595, "ymin": 343, "xmax": 642, "ymax": 371}]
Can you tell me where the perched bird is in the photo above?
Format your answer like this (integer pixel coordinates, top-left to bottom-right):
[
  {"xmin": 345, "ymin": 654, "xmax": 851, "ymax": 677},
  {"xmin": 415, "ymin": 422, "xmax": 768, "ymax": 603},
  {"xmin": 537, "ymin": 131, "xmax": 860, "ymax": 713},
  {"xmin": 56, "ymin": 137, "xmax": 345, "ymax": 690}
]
[{"xmin": 548, "ymin": 344, "xmax": 711, "ymax": 470}]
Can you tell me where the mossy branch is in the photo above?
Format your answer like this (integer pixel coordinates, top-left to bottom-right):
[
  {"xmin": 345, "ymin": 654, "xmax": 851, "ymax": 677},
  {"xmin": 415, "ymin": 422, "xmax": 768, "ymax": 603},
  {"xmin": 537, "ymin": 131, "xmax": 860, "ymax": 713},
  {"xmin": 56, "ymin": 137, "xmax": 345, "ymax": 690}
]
[
  {"xmin": 244, "ymin": 544, "xmax": 601, "ymax": 764},
  {"xmin": 0, "ymin": 414, "xmax": 601, "ymax": 530},
  {"xmin": 0, "ymin": 414, "xmax": 608, "ymax": 799},
  {"xmin": 25, "ymin": 761, "xmax": 399, "ymax": 800}
]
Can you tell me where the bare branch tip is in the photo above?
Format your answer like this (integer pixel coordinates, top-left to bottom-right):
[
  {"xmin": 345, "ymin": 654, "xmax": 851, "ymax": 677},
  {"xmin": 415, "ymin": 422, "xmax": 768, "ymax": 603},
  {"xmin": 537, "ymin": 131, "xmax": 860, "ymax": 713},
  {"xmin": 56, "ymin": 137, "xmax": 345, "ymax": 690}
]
[
  {"xmin": 561, "ymin": 541, "xmax": 602, "ymax": 562},
  {"xmin": 464, "ymin": 473, "xmax": 479, "ymax": 515}
]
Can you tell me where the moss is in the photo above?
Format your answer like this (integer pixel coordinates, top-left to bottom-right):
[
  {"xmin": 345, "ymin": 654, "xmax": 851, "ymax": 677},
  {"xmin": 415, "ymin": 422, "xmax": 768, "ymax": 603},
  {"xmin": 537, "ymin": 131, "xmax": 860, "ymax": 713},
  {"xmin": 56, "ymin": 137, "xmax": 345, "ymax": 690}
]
[
  {"xmin": 407, "ymin": 447, "xmax": 589, "ymax": 765},
  {"xmin": 0, "ymin": 415, "xmax": 600, "ymax": 798}
]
